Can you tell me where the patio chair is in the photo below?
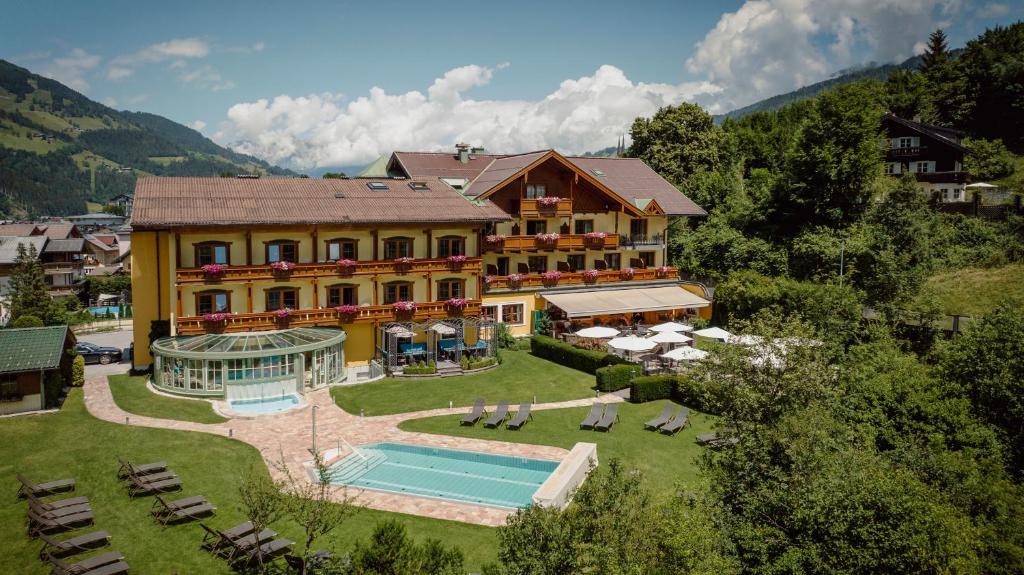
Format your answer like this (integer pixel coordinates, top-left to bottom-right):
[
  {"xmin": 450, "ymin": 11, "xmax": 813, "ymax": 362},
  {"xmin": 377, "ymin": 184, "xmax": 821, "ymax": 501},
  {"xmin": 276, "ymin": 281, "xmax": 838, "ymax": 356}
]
[
  {"xmin": 643, "ymin": 404, "xmax": 676, "ymax": 431},
  {"xmin": 460, "ymin": 398, "xmax": 487, "ymax": 426},
  {"xmin": 116, "ymin": 456, "xmax": 168, "ymax": 480},
  {"xmin": 507, "ymin": 403, "xmax": 533, "ymax": 430},
  {"xmin": 579, "ymin": 403, "xmax": 604, "ymax": 430},
  {"xmin": 38, "ymin": 530, "xmax": 110, "ymax": 559},
  {"xmin": 230, "ymin": 537, "xmax": 294, "ymax": 567},
  {"xmin": 27, "ymin": 508, "xmax": 94, "ymax": 536},
  {"xmin": 44, "ymin": 551, "xmax": 128, "ymax": 575},
  {"xmin": 484, "ymin": 401, "xmax": 510, "ymax": 428},
  {"xmin": 659, "ymin": 407, "xmax": 691, "ymax": 436},
  {"xmin": 152, "ymin": 494, "xmax": 215, "ymax": 525},
  {"xmin": 126, "ymin": 474, "xmax": 181, "ymax": 497},
  {"xmin": 594, "ymin": 403, "xmax": 619, "ymax": 432},
  {"xmin": 17, "ymin": 474, "xmax": 75, "ymax": 499}
]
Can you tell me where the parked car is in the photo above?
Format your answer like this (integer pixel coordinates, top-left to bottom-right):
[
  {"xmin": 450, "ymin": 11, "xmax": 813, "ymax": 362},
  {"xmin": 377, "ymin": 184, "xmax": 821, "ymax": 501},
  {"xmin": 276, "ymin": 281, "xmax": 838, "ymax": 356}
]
[{"xmin": 76, "ymin": 342, "xmax": 123, "ymax": 365}]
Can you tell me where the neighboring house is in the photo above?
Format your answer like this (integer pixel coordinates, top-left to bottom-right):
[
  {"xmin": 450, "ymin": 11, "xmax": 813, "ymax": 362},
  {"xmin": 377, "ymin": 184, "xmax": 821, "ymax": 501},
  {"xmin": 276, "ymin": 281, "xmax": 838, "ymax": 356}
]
[
  {"xmin": 0, "ymin": 325, "xmax": 75, "ymax": 415},
  {"xmin": 882, "ymin": 113, "xmax": 971, "ymax": 202},
  {"xmin": 41, "ymin": 238, "xmax": 86, "ymax": 297},
  {"xmin": 128, "ymin": 150, "xmax": 710, "ymax": 393},
  {"xmin": 109, "ymin": 193, "xmax": 134, "ymax": 216},
  {"xmin": 66, "ymin": 213, "xmax": 126, "ymax": 232},
  {"xmin": 83, "ymin": 234, "xmax": 121, "ymax": 268}
]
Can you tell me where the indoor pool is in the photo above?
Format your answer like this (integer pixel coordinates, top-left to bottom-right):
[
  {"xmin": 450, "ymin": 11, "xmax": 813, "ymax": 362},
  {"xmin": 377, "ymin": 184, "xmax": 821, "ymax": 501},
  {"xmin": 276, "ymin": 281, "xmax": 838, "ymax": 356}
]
[
  {"xmin": 328, "ymin": 442, "xmax": 558, "ymax": 508},
  {"xmin": 228, "ymin": 394, "xmax": 301, "ymax": 415}
]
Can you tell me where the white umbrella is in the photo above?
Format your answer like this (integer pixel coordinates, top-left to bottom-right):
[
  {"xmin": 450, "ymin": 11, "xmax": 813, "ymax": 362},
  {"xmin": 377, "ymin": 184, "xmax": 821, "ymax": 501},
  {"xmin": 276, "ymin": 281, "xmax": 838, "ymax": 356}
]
[
  {"xmin": 607, "ymin": 336, "xmax": 658, "ymax": 352},
  {"xmin": 965, "ymin": 182, "xmax": 997, "ymax": 188},
  {"xmin": 385, "ymin": 325, "xmax": 415, "ymax": 338},
  {"xmin": 429, "ymin": 323, "xmax": 457, "ymax": 336},
  {"xmin": 574, "ymin": 326, "xmax": 620, "ymax": 339},
  {"xmin": 660, "ymin": 347, "xmax": 709, "ymax": 361},
  {"xmin": 649, "ymin": 321, "xmax": 693, "ymax": 333},
  {"xmin": 693, "ymin": 327, "xmax": 732, "ymax": 341},
  {"xmin": 647, "ymin": 331, "xmax": 693, "ymax": 344}
]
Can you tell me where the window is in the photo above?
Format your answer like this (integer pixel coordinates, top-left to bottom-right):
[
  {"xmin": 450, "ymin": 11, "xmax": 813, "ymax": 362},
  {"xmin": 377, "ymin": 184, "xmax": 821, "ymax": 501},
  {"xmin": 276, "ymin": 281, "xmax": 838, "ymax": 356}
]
[
  {"xmin": 195, "ymin": 242, "xmax": 230, "ymax": 266},
  {"xmin": 942, "ymin": 189, "xmax": 950, "ymax": 201},
  {"xmin": 885, "ymin": 162, "xmax": 901, "ymax": 175},
  {"xmin": 266, "ymin": 287, "xmax": 298, "ymax": 311},
  {"xmin": 525, "ymin": 184, "xmax": 547, "ymax": 199},
  {"xmin": 437, "ymin": 236, "xmax": 465, "ymax": 258},
  {"xmin": 897, "ymin": 137, "xmax": 915, "ymax": 149},
  {"xmin": 574, "ymin": 220, "xmax": 594, "ymax": 234},
  {"xmin": 0, "ymin": 376, "xmax": 20, "ymax": 401},
  {"xmin": 408, "ymin": 181, "xmax": 430, "ymax": 191},
  {"xmin": 367, "ymin": 181, "xmax": 389, "ymax": 191},
  {"xmin": 638, "ymin": 251, "xmax": 655, "ymax": 268},
  {"xmin": 496, "ymin": 257, "xmax": 510, "ymax": 276},
  {"xmin": 383, "ymin": 237, "xmax": 413, "ymax": 259},
  {"xmin": 528, "ymin": 256, "xmax": 548, "ymax": 273},
  {"xmin": 915, "ymin": 161, "xmax": 931, "ymax": 173},
  {"xmin": 630, "ymin": 219, "xmax": 648, "ymax": 238},
  {"xmin": 481, "ymin": 305, "xmax": 497, "ymax": 322},
  {"xmin": 326, "ymin": 284, "xmax": 357, "ymax": 307},
  {"xmin": 206, "ymin": 361, "xmax": 223, "ymax": 391},
  {"xmin": 501, "ymin": 303, "xmax": 525, "ymax": 325},
  {"xmin": 384, "ymin": 282, "xmax": 412, "ymax": 304},
  {"xmin": 437, "ymin": 279, "xmax": 464, "ymax": 300},
  {"xmin": 196, "ymin": 290, "xmax": 230, "ymax": 314},
  {"xmin": 326, "ymin": 238, "xmax": 357, "ymax": 261},
  {"xmin": 187, "ymin": 359, "xmax": 204, "ymax": 390},
  {"xmin": 526, "ymin": 220, "xmax": 547, "ymax": 235},
  {"xmin": 604, "ymin": 253, "xmax": 621, "ymax": 270},
  {"xmin": 567, "ymin": 254, "xmax": 585, "ymax": 272},
  {"xmin": 266, "ymin": 240, "xmax": 298, "ymax": 263},
  {"xmin": 953, "ymin": 188, "xmax": 962, "ymax": 200}
]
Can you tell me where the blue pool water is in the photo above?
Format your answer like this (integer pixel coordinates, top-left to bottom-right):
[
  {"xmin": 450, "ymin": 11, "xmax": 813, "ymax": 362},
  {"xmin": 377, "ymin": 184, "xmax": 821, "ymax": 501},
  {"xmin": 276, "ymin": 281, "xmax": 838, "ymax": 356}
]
[
  {"xmin": 89, "ymin": 306, "xmax": 121, "ymax": 315},
  {"xmin": 328, "ymin": 442, "xmax": 558, "ymax": 508},
  {"xmin": 228, "ymin": 394, "xmax": 301, "ymax": 415}
]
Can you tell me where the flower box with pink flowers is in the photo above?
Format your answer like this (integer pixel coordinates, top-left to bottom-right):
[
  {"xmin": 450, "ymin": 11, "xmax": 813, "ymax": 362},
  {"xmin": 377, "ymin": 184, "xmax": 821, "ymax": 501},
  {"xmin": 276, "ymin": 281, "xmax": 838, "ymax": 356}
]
[
  {"xmin": 582, "ymin": 269, "xmax": 601, "ymax": 283},
  {"xmin": 201, "ymin": 263, "xmax": 226, "ymax": 278},
  {"xmin": 392, "ymin": 301, "xmax": 417, "ymax": 313},
  {"xmin": 619, "ymin": 267, "xmax": 636, "ymax": 280},
  {"xmin": 485, "ymin": 234, "xmax": 507, "ymax": 245},
  {"xmin": 508, "ymin": 273, "xmax": 524, "ymax": 286},
  {"xmin": 541, "ymin": 270, "xmax": 562, "ymax": 285},
  {"xmin": 272, "ymin": 308, "xmax": 292, "ymax": 319},
  {"xmin": 536, "ymin": 196, "xmax": 562, "ymax": 208},
  {"xmin": 334, "ymin": 305, "xmax": 360, "ymax": 317},
  {"xmin": 270, "ymin": 261, "xmax": 295, "ymax": 274},
  {"xmin": 202, "ymin": 312, "xmax": 232, "ymax": 323},
  {"xmin": 335, "ymin": 259, "xmax": 357, "ymax": 273},
  {"xmin": 655, "ymin": 265, "xmax": 673, "ymax": 278},
  {"xmin": 534, "ymin": 233, "xmax": 560, "ymax": 244},
  {"xmin": 445, "ymin": 297, "xmax": 468, "ymax": 309},
  {"xmin": 446, "ymin": 255, "xmax": 467, "ymax": 268}
]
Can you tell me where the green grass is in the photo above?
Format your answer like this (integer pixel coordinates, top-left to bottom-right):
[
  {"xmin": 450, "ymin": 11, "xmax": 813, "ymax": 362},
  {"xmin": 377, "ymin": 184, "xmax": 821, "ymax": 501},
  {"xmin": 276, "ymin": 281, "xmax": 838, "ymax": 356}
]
[
  {"xmin": 331, "ymin": 351, "xmax": 597, "ymax": 416},
  {"xmin": 924, "ymin": 263, "xmax": 1024, "ymax": 317},
  {"xmin": 400, "ymin": 400, "xmax": 715, "ymax": 494},
  {"xmin": 107, "ymin": 374, "xmax": 228, "ymax": 424},
  {"xmin": 1, "ymin": 389, "xmax": 498, "ymax": 573}
]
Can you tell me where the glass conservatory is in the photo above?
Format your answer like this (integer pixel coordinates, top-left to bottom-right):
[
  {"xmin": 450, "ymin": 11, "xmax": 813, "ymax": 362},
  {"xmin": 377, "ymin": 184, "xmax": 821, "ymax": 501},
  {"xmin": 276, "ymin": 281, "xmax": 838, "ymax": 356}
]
[{"xmin": 151, "ymin": 328, "xmax": 346, "ymax": 399}]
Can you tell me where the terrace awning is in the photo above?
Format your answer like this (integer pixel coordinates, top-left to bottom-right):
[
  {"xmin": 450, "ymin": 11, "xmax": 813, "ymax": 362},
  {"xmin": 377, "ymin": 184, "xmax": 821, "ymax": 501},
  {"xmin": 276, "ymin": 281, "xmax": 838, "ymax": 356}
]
[{"xmin": 541, "ymin": 286, "xmax": 709, "ymax": 318}]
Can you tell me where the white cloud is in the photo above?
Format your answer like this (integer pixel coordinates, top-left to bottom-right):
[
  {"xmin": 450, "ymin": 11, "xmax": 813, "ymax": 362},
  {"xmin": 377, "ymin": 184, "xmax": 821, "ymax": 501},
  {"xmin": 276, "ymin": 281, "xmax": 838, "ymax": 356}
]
[
  {"xmin": 219, "ymin": 64, "xmax": 719, "ymax": 170},
  {"xmin": 107, "ymin": 37, "xmax": 209, "ymax": 80},
  {"xmin": 178, "ymin": 64, "xmax": 235, "ymax": 91},
  {"xmin": 252, "ymin": 41, "xmax": 265, "ymax": 52},
  {"xmin": 976, "ymin": 2, "xmax": 1010, "ymax": 18},
  {"xmin": 38, "ymin": 48, "xmax": 101, "ymax": 93},
  {"xmin": 687, "ymin": 0, "xmax": 963, "ymax": 112},
  {"xmin": 188, "ymin": 120, "xmax": 207, "ymax": 131}
]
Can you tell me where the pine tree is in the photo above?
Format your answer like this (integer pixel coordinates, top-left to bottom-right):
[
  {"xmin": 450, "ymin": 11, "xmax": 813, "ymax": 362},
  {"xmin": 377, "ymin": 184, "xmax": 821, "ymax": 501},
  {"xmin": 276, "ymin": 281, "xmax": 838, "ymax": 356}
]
[
  {"xmin": 8, "ymin": 243, "xmax": 63, "ymax": 325},
  {"xmin": 920, "ymin": 29, "xmax": 950, "ymax": 76}
]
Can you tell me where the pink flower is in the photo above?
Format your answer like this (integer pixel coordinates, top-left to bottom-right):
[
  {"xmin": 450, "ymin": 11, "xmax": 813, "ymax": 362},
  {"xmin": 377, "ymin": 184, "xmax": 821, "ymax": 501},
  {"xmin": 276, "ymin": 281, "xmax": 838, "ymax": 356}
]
[
  {"xmin": 335, "ymin": 258, "xmax": 357, "ymax": 269},
  {"xmin": 620, "ymin": 267, "xmax": 635, "ymax": 279},
  {"xmin": 392, "ymin": 301, "xmax": 417, "ymax": 312},
  {"xmin": 485, "ymin": 234, "xmax": 507, "ymax": 244},
  {"xmin": 508, "ymin": 273, "xmax": 524, "ymax": 283},
  {"xmin": 584, "ymin": 231, "xmax": 608, "ymax": 240},
  {"xmin": 583, "ymin": 269, "xmax": 600, "ymax": 281},
  {"xmin": 445, "ymin": 298, "xmax": 468, "ymax": 308},
  {"xmin": 394, "ymin": 257, "xmax": 414, "ymax": 265},
  {"xmin": 272, "ymin": 308, "xmax": 292, "ymax": 318},
  {"xmin": 202, "ymin": 312, "xmax": 231, "ymax": 322},
  {"xmin": 447, "ymin": 255, "xmax": 467, "ymax": 264},
  {"xmin": 536, "ymin": 196, "xmax": 562, "ymax": 207},
  {"xmin": 655, "ymin": 265, "xmax": 672, "ymax": 276},
  {"xmin": 335, "ymin": 304, "xmax": 359, "ymax": 315},
  {"xmin": 541, "ymin": 270, "xmax": 562, "ymax": 282},
  {"xmin": 270, "ymin": 261, "xmax": 294, "ymax": 272},
  {"xmin": 484, "ymin": 275, "xmax": 494, "ymax": 285},
  {"xmin": 201, "ymin": 263, "xmax": 226, "ymax": 275},
  {"xmin": 534, "ymin": 233, "xmax": 560, "ymax": 243}
]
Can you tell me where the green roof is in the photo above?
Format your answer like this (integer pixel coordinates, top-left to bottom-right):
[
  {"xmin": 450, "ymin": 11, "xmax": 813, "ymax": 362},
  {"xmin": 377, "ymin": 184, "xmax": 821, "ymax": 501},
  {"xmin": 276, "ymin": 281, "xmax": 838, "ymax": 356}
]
[
  {"xmin": 358, "ymin": 155, "xmax": 390, "ymax": 177},
  {"xmin": 0, "ymin": 326, "xmax": 70, "ymax": 374}
]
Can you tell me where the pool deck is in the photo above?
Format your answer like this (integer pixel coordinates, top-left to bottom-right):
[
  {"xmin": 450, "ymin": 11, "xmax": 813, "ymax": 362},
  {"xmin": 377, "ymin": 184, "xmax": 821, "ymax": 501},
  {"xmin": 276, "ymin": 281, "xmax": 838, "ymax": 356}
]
[{"xmin": 84, "ymin": 373, "xmax": 622, "ymax": 526}]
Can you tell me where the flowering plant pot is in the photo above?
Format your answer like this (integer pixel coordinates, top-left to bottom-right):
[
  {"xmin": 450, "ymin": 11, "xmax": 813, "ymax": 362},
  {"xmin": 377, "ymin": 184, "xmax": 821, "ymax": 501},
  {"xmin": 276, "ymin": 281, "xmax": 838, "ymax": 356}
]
[
  {"xmin": 541, "ymin": 270, "xmax": 562, "ymax": 286},
  {"xmin": 445, "ymin": 298, "xmax": 468, "ymax": 315},
  {"xmin": 508, "ymin": 273, "xmax": 524, "ymax": 288},
  {"xmin": 392, "ymin": 301, "xmax": 417, "ymax": 313},
  {"xmin": 620, "ymin": 267, "xmax": 636, "ymax": 280},
  {"xmin": 534, "ymin": 233, "xmax": 560, "ymax": 245},
  {"xmin": 334, "ymin": 304, "xmax": 360, "ymax": 320},
  {"xmin": 270, "ymin": 261, "xmax": 295, "ymax": 279},
  {"xmin": 582, "ymin": 269, "xmax": 600, "ymax": 283},
  {"xmin": 485, "ymin": 234, "xmax": 507, "ymax": 245},
  {"xmin": 272, "ymin": 308, "xmax": 292, "ymax": 318},
  {"xmin": 584, "ymin": 231, "xmax": 608, "ymax": 248},
  {"xmin": 655, "ymin": 265, "xmax": 673, "ymax": 278},
  {"xmin": 201, "ymin": 264, "xmax": 226, "ymax": 279},
  {"xmin": 536, "ymin": 196, "xmax": 562, "ymax": 208},
  {"xmin": 447, "ymin": 254, "xmax": 467, "ymax": 270},
  {"xmin": 336, "ymin": 259, "xmax": 357, "ymax": 274},
  {"xmin": 202, "ymin": 312, "xmax": 232, "ymax": 323}
]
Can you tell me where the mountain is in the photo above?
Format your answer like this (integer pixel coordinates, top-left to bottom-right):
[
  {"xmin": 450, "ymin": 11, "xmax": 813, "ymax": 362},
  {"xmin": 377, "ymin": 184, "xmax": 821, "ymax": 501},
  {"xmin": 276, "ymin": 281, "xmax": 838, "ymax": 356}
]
[{"xmin": 0, "ymin": 59, "xmax": 295, "ymax": 218}]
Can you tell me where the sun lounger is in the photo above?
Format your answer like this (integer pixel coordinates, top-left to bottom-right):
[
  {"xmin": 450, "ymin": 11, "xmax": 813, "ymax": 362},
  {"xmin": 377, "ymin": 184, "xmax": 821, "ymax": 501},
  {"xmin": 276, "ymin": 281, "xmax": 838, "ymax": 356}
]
[
  {"xmin": 117, "ymin": 456, "xmax": 168, "ymax": 479},
  {"xmin": 483, "ymin": 401, "xmax": 510, "ymax": 428},
  {"xmin": 643, "ymin": 404, "xmax": 676, "ymax": 430},
  {"xmin": 152, "ymin": 494, "xmax": 215, "ymax": 524},
  {"xmin": 579, "ymin": 403, "xmax": 604, "ymax": 430},
  {"xmin": 460, "ymin": 398, "xmax": 487, "ymax": 426},
  {"xmin": 27, "ymin": 508, "xmax": 94, "ymax": 536},
  {"xmin": 594, "ymin": 403, "xmax": 619, "ymax": 432},
  {"xmin": 659, "ymin": 407, "xmax": 690, "ymax": 435},
  {"xmin": 126, "ymin": 475, "xmax": 181, "ymax": 497},
  {"xmin": 696, "ymin": 432, "xmax": 739, "ymax": 448},
  {"xmin": 17, "ymin": 474, "xmax": 75, "ymax": 499},
  {"xmin": 202, "ymin": 522, "xmax": 276, "ymax": 558},
  {"xmin": 507, "ymin": 403, "xmax": 532, "ymax": 430},
  {"xmin": 27, "ymin": 494, "xmax": 89, "ymax": 511},
  {"xmin": 200, "ymin": 521, "xmax": 255, "ymax": 552},
  {"xmin": 45, "ymin": 551, "xmax": 128, "ymax": 575},
  {"xmin": 127, "ymin": 470, "xmax": 177, "ymax": 484},
  {"xmin": 29, "ymin": 498, "xmax": 91, "ymax": 519},
  {"xmin": 38, "ymin": 530, "xmax": 110, "ymax": 559},
  {"xmin": 230, "ymin": 537, "xmax": 294, "ymax": 567}
]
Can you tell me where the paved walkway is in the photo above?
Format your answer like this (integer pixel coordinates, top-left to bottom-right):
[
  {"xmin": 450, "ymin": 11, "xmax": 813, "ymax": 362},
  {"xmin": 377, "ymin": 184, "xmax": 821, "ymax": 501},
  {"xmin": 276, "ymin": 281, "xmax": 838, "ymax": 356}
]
[{"xmin": 84, "ymin": 375, "xmax": 622, "ymax": 526}]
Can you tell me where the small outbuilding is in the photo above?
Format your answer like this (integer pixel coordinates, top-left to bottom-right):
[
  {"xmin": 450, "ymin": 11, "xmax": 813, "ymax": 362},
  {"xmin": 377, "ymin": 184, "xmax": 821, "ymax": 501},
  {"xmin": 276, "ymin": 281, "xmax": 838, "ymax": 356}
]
[{"xmin": 0, "ymin": 325, "xmax": 75, "ymax": 415}]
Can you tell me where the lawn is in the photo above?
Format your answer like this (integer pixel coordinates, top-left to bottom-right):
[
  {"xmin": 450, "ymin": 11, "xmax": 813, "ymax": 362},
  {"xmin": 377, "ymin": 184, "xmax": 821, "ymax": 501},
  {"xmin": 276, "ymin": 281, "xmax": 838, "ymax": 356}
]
[
  {"xmin": 400, "ymin": 400, "xmax": 715, "ymax": 494},
  {"xmin": 108, "ymin": 374, "xmax": 228, "ymax": 424},
  {"xmin": 1, "ymin": 390, "xmax": 499, "ymax": 574},
  {"xmin": 332, "ymin": 351, "xmax": 598, "ymax": 416},
  {"xmin": 924, "ymin": 263, "xmax": 1024, "ymax": 317}
]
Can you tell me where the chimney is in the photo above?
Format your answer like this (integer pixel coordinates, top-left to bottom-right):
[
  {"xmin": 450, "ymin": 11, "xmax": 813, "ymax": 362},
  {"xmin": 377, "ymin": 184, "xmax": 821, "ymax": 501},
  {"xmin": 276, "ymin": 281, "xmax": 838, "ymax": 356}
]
[{"xmin": 455, "ymin": 143, "xmax": 470, "ymax": 164}]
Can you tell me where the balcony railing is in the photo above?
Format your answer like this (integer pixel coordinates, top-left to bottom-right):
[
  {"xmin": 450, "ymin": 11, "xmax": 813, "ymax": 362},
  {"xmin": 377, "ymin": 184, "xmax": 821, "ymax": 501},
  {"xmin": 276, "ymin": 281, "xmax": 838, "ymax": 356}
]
[
  {"xmin": 520, "ymin": 198, "xmax": 573, "ymax": 218},
  {"xmin": 914, "ymin": 171, "xmax": 970, "ymax": 184},
  {"xmin": 888, "ymin": 145, "xmax": 928, "ymax": 157},
  {"xmin": 483, "ymin": 267, "xmax": 677, "ymax": 291},
  {"xmin": 43, "ymin": 261, "xmax": 84, "ymax": 274},
  {"xmin": 176, "ymin": 300, "xmax": 482, "ymax": 335},
  {"xmin": 483, "ymin": 234, "xmax": 619, "ymax": 253},
  {"xmin": 618, "ymin": 233, "xmax": 666, "ymax": 248},
  {"xmin": 176, "ymin": 257, "xmax": 482, "ymax": 285}
]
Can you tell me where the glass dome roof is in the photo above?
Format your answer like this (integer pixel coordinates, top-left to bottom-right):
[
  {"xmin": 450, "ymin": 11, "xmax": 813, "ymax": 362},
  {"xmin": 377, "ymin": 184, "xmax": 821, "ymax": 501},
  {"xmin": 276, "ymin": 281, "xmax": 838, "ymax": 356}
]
[{"xmin": 152, "ymin": 327, "xmax": 346, "ymax": 359}]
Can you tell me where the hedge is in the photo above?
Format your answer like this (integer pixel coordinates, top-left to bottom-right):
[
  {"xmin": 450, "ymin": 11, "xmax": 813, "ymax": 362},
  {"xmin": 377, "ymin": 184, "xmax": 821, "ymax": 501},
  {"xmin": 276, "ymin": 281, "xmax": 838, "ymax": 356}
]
[
  {"xmin": 596, "ymin": 363, "xmax": 642, "ymax": 392},
  {"xmin": 629, "ymin": 375, "xmax": 676, "ymax": 403},
  {"xmin": 530, "ymin": 335, "xmax": 631, "ymax": 374},
  {"xmin": 71, "ymin": 355, "xmax": 85, "ymax": 387}
]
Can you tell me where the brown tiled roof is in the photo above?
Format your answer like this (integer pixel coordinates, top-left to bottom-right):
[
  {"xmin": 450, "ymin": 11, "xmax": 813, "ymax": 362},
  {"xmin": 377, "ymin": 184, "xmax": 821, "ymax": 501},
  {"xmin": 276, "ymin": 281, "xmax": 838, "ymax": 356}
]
[
  {"xmin": 43, "ymin": 238, "xmax": 85, "ymax": 253},
  {"xmin": 464, "ymin": 151, "xmax": 550, "ymax": 198},
  {"xmin": 92, "ymin": 234, "xmax": 118, "ymax": 246},
  {"xmin": 0, "ymin": 224, "xmax": 41, "ymax": 237},
  {"xmin": 391, "ymin": 152, "xmax": 501, "ymax": 181},
  {"xmin": 131, "ymin": 176, "xmax": 511, "ymax": 229},
  {"xmin": 566, "ymin": 156, "xmax": 706, "ymax": 216},
  {"xmin": 36, "ymin": 223, "xmax": 80, "ymax": 239}
]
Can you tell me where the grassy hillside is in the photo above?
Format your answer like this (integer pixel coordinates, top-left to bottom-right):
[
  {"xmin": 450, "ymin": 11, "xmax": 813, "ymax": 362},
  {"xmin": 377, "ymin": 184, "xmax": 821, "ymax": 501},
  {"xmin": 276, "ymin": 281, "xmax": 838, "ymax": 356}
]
[
  {"xmin": 0, "ymin": 59, "xmax": 294, "ymax": 217},
  {"xmin": 925, "ymin": 263, "xmax": 1024, "ymax": 317}
]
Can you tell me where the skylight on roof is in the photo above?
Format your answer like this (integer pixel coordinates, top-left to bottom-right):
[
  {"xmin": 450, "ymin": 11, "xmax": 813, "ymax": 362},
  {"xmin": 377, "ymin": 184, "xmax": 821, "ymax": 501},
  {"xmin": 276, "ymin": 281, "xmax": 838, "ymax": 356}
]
[
  {"xmin": 366, "ymin": 181, "xmax": 389, "ymax": 191},
  {"xmin": 408, "ymin": 181, "xmax": 430, "ymax": 191},
  {"xmin": 591, "ymin": 169, "xmax": 606, "ymax": 177}
]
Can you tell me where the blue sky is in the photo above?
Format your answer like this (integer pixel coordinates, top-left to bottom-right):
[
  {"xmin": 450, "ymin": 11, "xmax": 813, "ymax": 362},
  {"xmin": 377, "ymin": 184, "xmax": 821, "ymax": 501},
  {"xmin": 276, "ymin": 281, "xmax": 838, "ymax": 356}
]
[{"xmin": 3, "ymin": 0, "xmax": 1020, "ymax": 169}]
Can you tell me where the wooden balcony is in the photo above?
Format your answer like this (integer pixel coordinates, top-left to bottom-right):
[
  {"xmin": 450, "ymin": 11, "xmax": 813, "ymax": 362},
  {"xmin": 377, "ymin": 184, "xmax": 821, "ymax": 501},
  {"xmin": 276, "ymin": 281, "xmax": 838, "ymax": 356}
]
[
  {"xmin": 887, "ymin": 145, "xmax": 928, "ymax": 157},
  {"xmin": 484, "ymin": 234, "xmax": 619, "ymax": 253},
  {"xmin": 175, "ymin": 257, "xmax": 482, "ymax": 285},
  {"xmin": 176, "ymin": 300, "xmax": 482, "ymax": 335},
  {"xmin": 483, "ymin": 267, "xmax": 677, "ymax": 291},
  {"xmin": 520, "ymin": 198, "xmax": 573, "ymax": 218}
]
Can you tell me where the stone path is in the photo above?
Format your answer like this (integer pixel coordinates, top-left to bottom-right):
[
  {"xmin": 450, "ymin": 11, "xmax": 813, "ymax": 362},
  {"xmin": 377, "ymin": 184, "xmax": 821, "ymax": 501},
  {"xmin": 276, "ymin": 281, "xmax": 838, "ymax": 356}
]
[{"xmin": 84, "ymin": 375, "xmax": 622, "ymax": 526}]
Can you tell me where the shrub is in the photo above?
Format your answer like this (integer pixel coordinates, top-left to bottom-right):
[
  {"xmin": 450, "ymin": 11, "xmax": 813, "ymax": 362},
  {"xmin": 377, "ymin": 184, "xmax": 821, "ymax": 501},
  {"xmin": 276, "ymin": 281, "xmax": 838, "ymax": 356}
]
[
  {"xmin": 629, "ymin": 375, "xmax": 676, "ymax": 403},
  {"xmin": 11, "ymin": 315, "xmax": 43, "ymax": 328},
  {"xmin": 71, "ymin": 354, "xmax": 85, "ymax": 387},
  {"xmin": 530, "ymin": 335, "xmax": 631, "ymax": 374},
  {"xmin": 403, "ymin": 360, "xmax": 437, "ymax": 375},
  {"xmin": 467, "ymin": 357, "xmax": 497, "ymax": 370},
  {"xmin": 43, "ymin": 370, "xmax": 63, "ymax": 408},
  {"xmin": 596, "ymin": 364, "xmax": 642, "ymax": 392},
  {"xmin": 672, "ymin": 375, "xmax": 718, "ymax": 414}
]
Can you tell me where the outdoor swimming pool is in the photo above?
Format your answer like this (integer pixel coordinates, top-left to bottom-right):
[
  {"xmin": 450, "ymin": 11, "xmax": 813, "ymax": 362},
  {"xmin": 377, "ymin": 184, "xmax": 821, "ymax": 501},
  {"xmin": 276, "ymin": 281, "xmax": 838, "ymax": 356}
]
[
  {"xmin": 328, "ymin": 442, "xmax": 558, "ymax": 508},
  {"xmin": 227, "ymin": 394, "xmax": 301, "ymax": 415}
]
